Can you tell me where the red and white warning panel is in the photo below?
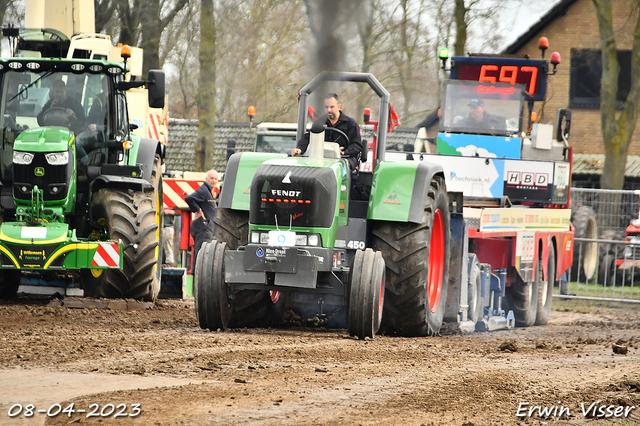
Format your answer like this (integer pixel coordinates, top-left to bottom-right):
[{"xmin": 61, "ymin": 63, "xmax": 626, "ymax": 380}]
[
  {"xmin": 163, "ymin": 179, "xmax": 202, "ymax": 210},
  {"xmin": 91, "ymin": 243, "xmax": 121, "ymax": 268},
  {"xmin": 146, "ymin": 112, "xmax": 167, "ymax": 145},
  {"xmin": 163, "ymin": 175, "xmax": 220, "ymax": 210}
]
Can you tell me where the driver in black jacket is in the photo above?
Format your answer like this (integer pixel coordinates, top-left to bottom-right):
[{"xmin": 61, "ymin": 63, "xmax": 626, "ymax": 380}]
[
  {"xmin": 291, "ymin": 93, "xmax": 363, "ymax": 170},
  {"xmin": 37, "ymin": 79, "xmax": 85, "ymax": 134}
]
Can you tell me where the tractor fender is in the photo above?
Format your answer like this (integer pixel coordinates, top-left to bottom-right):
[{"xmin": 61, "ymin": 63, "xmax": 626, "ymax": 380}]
[
  {"xmin": 134, "ymin": 137, "xmax": 163, "ymax": 183},
  {"xmin": 90, "ymin": 175, "xmax": 152, "ymax": 194},
  {"xmin": 367, "ymin": 160, "xmax": 444, "ymax": 224},
  {"xmin": 219, "ymin": 152, "xmax": 287, "ymax": 210}
]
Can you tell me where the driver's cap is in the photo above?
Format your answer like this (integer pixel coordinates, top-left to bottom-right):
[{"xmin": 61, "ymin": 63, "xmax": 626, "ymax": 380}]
[{"xmin": 468, "ymin": 99, "xmax": 484, "ymax": 107}]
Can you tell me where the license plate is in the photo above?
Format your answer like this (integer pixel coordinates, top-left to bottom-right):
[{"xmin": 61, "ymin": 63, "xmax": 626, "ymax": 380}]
[{"xmin": 268, "ymin": 230, "xmax": 296, "ymax": 247}]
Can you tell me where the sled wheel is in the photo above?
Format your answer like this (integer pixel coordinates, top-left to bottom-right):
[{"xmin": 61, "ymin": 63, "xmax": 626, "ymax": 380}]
[
  {"xmin": 506, "ymin": 269, "xmax": 539, "ymax": 327},
  {"xmin": 598, "ymin": 253, "xmax": 617, "ymax": 287},
  {"xmin": 467, "ymin": 258, "xmax": 483, "ymax": 324},
  {"xmin": 535, "ymin": 243, "xmax": 556, "ymax": 325}
]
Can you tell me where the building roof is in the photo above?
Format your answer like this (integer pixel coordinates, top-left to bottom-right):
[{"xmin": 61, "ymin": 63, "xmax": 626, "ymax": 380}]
[
  {"xmin": 572, "ymin": 153, "xmax": 640, "ymax": 177},
  {"xmin": 166, "ymin": 119, "xmax": 255, "ymax": 173},
  {"xmin": 504, "ymin": 0, "xmax": 578, "ymax": 54}
]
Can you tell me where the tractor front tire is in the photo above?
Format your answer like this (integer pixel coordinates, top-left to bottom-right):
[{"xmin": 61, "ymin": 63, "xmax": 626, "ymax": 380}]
[
  {"xmin": 347, "ymin": 249, "xmax": 385, "ymax": 339},
  {"xmin": 535, "ymin": 243, "xmax": 556, "ymax": 325},
  {"xmin": 81, "ymin": 188, "xmax": 161, "ymax": 301},
  {"xmin": 372, "ymin": 176, "xmax": 450, "ymax": 336},
  {"xmin": 195, "ymin": 240, "xmax": 231, "ymax": 330},
  {"xmin": 213, "ymin": 208, "xmax": 270, "ymax": 328}
]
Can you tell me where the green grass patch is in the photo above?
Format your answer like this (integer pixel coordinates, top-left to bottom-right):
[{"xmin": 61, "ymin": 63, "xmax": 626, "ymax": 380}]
[
  {"xmin": 556, "ymin": 280, "xmax": 640, "ymax": 300},
  {"xmin": 551, "ymin": 296, "xmax": 638, "ymax": 314},
  {"xmin": 553, "ymin": 281, "xmax": 640, "ymax": 313}
]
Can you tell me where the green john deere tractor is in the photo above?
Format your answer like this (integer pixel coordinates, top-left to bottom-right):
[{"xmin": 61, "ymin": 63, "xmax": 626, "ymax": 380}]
[
  {"xmin": 0, "ymin": 55, "xmax": 165, "ymax": 300},
  {"xmin": 195, "ymin": 72, "xmax": 451, "ymax": 338}
]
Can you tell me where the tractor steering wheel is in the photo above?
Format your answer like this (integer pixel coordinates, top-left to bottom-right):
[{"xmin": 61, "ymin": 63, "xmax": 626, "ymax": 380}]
[
  {"xmin": 42, "ymin": 107, "xmax": 71, "ymax": 128},
  {"xmin": 324, "ymin": 127, "xmax": 349, "ymax": 147}
]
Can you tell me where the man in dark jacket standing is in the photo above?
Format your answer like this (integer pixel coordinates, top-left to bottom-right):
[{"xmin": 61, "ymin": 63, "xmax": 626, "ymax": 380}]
[
  {"xmin": 185, "ymin": 169, "xmax": 219, "ymax": 272},
  {"xmin": 291, "ymin": 93, "xmax": 363, "ymax": 170}
]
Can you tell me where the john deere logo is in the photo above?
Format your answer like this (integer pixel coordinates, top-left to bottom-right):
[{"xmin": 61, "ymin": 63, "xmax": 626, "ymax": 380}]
[{"xmin": 34, "ymin": 167, "xmax": 45, "ymax": 177}]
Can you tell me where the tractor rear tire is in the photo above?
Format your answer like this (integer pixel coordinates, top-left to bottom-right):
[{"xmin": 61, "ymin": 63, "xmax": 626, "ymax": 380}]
[
  {"xmin": 148, "ymin": 154, "xmax": 164, "ymax": 292},
  {"xmin": 213, "ymin": 208, "xmax": 249, "ymax": 249},
  {"xmin": 570, "ymin": 206, "xmax": 598, "ymax": 281},
  {"xmin": 0, "ymin": 270, "xmax": 21, "ymax": 299},
  {"xmin": 195, "ymin": 240, "xmax": 231, "ymax": 330},
  {"xmin": 213, "ymin": 208, "xmax": 270, "ymax": 328},
  {"xmin": 372, "ymin": 175, "xmax": 450, "ymax": 336},
  {"xmin": 506, "ymin": 276, "xmax": 539, "ymax": 327},
  {"xmin": 347, "ymin": 249, "xmax": 385, "ymax": 339},
  {"xmin": 535, "ymin": 243, "xmax": 556, "ymax": 325},
  {"xmin": 81, "ymin": 188, "xmax": 161, "ymax": 301}
]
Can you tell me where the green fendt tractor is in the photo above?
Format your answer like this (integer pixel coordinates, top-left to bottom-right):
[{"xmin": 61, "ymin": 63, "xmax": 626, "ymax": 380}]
[
  {"xmin": 0, "ymin": 47, "xmax": 165, "ymax": 300},
  {"xmin": 195, "ymin": 72, "xmax": 450, "ymax": 338}
]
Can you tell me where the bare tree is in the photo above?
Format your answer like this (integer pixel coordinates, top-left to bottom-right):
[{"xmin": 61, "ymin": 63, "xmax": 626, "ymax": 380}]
[
  {"xmin": 196, "ymin": 0, "xmax": 216, "ymax": 172},
  {"xmin": 139, "ymin": 0, "xmax": 190, "ymax": 75},
  {"xmin": 215, "ymin": 0, "xmax": 306, "ymax": 122},
  {"xmin": 593, "ymin": 0, "xmax": 640, "ymax": 189},
  {"xmin": 163, "ymin": 2, "xmax": 200, "ymax": 118},
  {"xmin": 114, "ymin": 0, "xmax": 142, "ymax": 45},
  {"xmin": 111, "ymin": 0, "xmax": 189, "ymax": 75},
  {"xmin": 453, "ymin": 0, "xmax": 467, "ymax": 56},
  {"xmin": 94, "ymin": 0, "xmax": 117, "ymax": 33},
  {"xmin": 0, "ymin": 0, "xmax": 21, "ymax": 56}
]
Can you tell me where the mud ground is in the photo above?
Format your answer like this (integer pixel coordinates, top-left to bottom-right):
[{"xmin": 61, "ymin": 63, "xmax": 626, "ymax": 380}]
[{"xmin": 0, "ymin": 297, "xmax": 639, "ymax": 426}]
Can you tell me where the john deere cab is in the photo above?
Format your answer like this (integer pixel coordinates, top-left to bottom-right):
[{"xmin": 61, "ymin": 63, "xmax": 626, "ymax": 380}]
[
  {"xmin": 0, "ymin": 46, "xmax": 165, "ymax": 300},
  {"xmin": 195, "ymin": 72, "xmax": 451, "ymax": 338}
]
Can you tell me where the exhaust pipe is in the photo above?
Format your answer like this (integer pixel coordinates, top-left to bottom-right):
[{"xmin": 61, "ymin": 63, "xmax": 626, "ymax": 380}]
[{"xmin": 308, "ymin": 120, "xmax": 325, "ymax": 160}]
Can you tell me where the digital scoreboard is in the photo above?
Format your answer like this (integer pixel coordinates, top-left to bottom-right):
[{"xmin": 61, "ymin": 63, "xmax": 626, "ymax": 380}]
[{"xmin": 451, "ymin": 57, "xmax": 549, "ymax": 101}]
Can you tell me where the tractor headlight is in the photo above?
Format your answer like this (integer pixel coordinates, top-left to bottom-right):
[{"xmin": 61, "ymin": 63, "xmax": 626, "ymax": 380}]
[
  {"xmin": 259, "ymin": 232, "xmax": 269, "ymax": 244},
  {"xmin": 45, "ymin": 152, "xmax": 69, "ymax": 165},
  {"xmin": 13, "ymin": 151, "xmax": 34, "ymax": 165},
  {"xmin": 308, "ymin": 234, "xmax": 320, "ymax": 246},
  {"xmin": 295, "ymin": 234, "xmax": 308, "ymax": 246},
  {"xmin": 250, "ymin": 231, "xmax": 260, "ymax": 244}
]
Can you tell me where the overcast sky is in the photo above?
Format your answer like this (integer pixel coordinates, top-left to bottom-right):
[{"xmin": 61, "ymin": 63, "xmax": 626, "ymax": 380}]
[
  {"xmin": 467, "ymin": 0, "xmax": 563, "ymax": 52},
  {"xmin": 498, "ymin": 0, "xmax": 561, "ymax": 47}
]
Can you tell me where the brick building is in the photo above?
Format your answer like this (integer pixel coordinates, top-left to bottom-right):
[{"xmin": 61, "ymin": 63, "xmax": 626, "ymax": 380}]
[{"xmin": 505, "ymin": 0, "xmax": 639, "ymax": 156}]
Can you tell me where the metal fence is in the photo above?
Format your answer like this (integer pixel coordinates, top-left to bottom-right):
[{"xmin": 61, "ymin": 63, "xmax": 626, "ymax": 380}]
[
  {"xmin": 571, "ymin": 187, "xmax": 640, "ymax": 234},
  {"xmin": 561, "ymin": 236, "xmax": 640, "ymax": 303}
]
